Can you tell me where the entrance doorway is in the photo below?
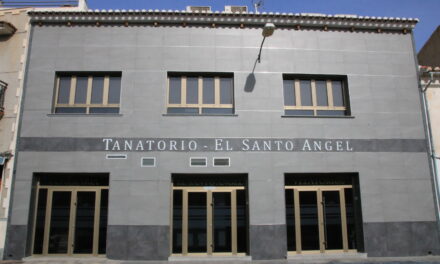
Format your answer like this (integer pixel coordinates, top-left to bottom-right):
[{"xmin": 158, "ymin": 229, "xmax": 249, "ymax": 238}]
[
  {"xmin": 172, "ymin": 187, "xmax": 247, "ymax": 256},
  {"xmin": 285, "ymin": 173, "xmax": 363, "ymax": 255},
  {"xmin": 285, "ymin": 186, "xmax": 356, "ymax": 254},
  {"xmin": 32, "ymin": 174, "xmax": 108, "ymax": 256}
]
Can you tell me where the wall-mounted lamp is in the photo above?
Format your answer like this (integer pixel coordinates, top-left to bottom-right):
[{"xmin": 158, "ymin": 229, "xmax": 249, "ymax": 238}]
[{"xmin": 257, "ymin": 23, "xmax": 276, "ymax": 63}]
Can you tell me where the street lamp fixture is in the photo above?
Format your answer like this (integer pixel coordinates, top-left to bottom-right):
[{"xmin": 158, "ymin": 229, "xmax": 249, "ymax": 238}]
[{"xmin": 257, "ymin": 23, "xmax": 275, "ymax": 63}]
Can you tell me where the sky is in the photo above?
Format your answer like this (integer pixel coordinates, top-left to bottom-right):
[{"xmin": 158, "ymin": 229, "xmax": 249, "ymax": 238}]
[{"xmin": 86, "ymin": 0, "xmax": 439, "ymax": 52}]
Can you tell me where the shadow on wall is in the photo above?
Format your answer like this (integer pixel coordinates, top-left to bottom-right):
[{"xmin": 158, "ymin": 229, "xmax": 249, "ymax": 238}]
[
  {"xmin": 244, "ymin": 73, "xmax": 256, "ymax": 92},
  {"xmin": 245, "ymin": 58, "xmax": 258, "ymax": 92}
]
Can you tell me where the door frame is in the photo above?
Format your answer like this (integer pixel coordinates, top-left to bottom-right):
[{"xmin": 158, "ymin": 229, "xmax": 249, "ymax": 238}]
[
  {"xmin": 285, "ymin": 185, "xmax": 357, "ymax": 255},
  {"xmin": 171, "ymin": 186, "xmax": 246, "ymax": 256},
  {"xmin": 31, "ymin": 184, "xmax": 109, "ymax": 256}
]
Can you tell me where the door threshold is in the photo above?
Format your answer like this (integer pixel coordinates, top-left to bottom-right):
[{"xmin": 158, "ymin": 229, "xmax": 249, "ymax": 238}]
[
  {"xmin": 288, "ymin": 252, "xmax": 367, "ymax": 260},
  {"xmin": 169, "ymin": 255, "xmax": 252, "ymax": 261},
  {"xmin": 23, "ymin": 256, "xmax": 110, "ymax": 262}
]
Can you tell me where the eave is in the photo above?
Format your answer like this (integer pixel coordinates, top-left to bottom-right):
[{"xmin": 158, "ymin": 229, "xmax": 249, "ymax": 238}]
[{"xmin": 28, "ymin": 10, "xmax": 418, "ymax": 33}]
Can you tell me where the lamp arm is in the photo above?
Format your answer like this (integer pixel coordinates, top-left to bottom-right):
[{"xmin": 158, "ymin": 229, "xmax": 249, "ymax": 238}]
[{"xmin": 257, "ymin": 36, "xmax": 266, "ymax": 63}]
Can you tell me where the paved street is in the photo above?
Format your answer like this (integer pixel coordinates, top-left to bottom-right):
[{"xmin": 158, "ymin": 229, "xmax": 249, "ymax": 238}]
[{"xmin": 1, "ymin": 256, "xmax": 440, "ymax": 264}]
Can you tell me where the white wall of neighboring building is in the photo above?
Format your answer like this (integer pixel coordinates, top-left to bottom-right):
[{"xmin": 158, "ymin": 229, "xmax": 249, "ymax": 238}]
[
  {"xmin": 0, "ymin": 2, "xmax": 88, "ymax": 258},
  {"xmin": 0, "ymin": 8, "xmax": 30, "ymax": 259}
]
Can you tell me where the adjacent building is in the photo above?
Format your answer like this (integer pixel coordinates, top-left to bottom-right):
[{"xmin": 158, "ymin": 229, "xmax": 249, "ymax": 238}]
[
  {"xmin": 0, "ymin": 1, "xmax": 87, "ymax": 258},
  {"xmin": 418, "ymin": 26, "xmax": 440, "ymax": 214},
  {"xmin": 3, "ymin": 8, "xmax": 440, "ymax": 261},
  {"xmin": 418, "ymin": 26, "xmax": 440, "ymax": 67},
  {"xmin": 0, "ymin": 8, "xmax": 32, "ymax": 259}
]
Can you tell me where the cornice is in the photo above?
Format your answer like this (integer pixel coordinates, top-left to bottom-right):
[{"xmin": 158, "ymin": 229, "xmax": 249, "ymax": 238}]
[{"xmin": 28, "ymin": 10, "xmax": 418, "ymax": 32}]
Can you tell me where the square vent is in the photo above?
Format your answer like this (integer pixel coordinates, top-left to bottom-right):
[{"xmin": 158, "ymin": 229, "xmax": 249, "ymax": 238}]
[
  {"xmin": 213, "ymin": 157, "xmax": 230, "ymax": 167},
  {"xmin": 106, "ymin": 154, "xmax": 127, "ymax": 159},
  {"xmin": 224, "ymin": 6, "xmax": 248, "ymax": 13},
  {"xmin": 186, "ymin": 6, "xmax": 211, "ymax": 12},
  {"xmin": 190, "ymin": 157, "xmax": 207, "ymax": 167},
  {"xmin": 141, "ymin": 157, "xmax": 156, "ymax": 167}
]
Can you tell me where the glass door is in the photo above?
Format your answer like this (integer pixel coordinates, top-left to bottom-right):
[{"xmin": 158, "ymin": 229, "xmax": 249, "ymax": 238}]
[
  {"xmin": 322, "ymin": 190, "xmax": 343, "ymax": 250},
  {"xmin": 187, "ymin": 192, "xmax": 207, "ymax": 253},
  {"xmin": 212, "ymin": 192, "xmax": 232, "ymax": 253},
  {"xmin": 32, "ymin": 187, "xmax": 108, "ymax": 256},
  {"xmin": 172, "ymin": 187, "xmax": 247, "ymax": 256},
  {"xmin": 47, "ymin": 191, "xmax": 72, "ymax": 254},
  {"xmin": 285, "ymin": 186, "xmax": 356, "ymax": 254},
  {"xmin": 299, "ymin": 191, "xmax": 320, "ymax": 251},
  {"xmin": 73, "ymin": 191, "xmax": 96, "ymax": 254}
]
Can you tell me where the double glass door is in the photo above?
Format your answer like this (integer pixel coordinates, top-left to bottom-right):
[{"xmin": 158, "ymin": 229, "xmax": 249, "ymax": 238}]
[
  {"xmin": 32, "ymin": 186, "xmax": 108, "ymax": 255},
  {"xmin": 285, "ymin": 185, "xmax": 356, "ymax": 254},
  {"xmin": 172, "ymin": 187, "xmax": 247, "ymax": 255}
]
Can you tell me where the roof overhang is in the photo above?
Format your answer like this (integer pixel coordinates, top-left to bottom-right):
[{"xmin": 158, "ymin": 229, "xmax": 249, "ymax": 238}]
[
  {"xmin": 27, "ymin": 10, "xmax": 418, "ymax": 33},
  {"xmin": 0, "ymin": 21, "xmax": 17, "ymax": 36}
]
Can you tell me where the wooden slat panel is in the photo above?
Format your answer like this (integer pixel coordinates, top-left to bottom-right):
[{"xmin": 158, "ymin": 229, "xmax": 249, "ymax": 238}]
[
  {"xmin": 294, "ymin": 189, "xmax": 301, "ymax": 253},
  {"xmin": 317, "ymin": 190, "xmax": 325, "ymax": 253},
  {"xmin": 231, "ymin": 190, "xmax": 237, "ymax": 255},
  {"xmin": 207, "ymin": 191, "xmax": 213, "ymax": 255},
  {"xmin": 69, "ymin": 76, "xmax": 76, "ymax": 105},
  {"xmin": 340, "ymin": 188, "xmax": 349, "ymax": 252}
]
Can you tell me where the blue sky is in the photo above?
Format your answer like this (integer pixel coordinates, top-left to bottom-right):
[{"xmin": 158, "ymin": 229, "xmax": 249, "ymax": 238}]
[{"xmin": 86, "ymin": 0, "xmax": 439, "ymax": 51}]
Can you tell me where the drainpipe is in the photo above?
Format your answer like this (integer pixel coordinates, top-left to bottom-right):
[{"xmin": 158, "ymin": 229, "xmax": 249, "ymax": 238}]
[{"xmin": 420, "ymin": 70, "xmax": 440, "ymax": 227}]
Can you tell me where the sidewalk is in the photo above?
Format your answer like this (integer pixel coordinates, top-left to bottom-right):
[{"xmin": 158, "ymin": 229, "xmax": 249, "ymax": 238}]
[{"xmin": 1, "ymin": 256, "xmax": 440, "ymax": 264}]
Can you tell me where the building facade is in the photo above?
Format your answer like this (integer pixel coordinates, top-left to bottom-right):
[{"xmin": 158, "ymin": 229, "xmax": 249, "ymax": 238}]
[{"xmin": 4, "ymin": 9, "xmax": 440, "ymax": 261}]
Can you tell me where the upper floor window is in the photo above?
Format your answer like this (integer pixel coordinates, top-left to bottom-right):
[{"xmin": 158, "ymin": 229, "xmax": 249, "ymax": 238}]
[
  {"xmin": 0, "ymin": 80, "xmax": 7, "ymax": 119},
  {"xmin": 167, "ymin": 73, "xmax": 234, "ymax": 115},
  {"xmin": 283, "ymin": 75, "xmax": 350, "ymax": 116},
  {"xmin": 53, "ymin": 73, "xmax": 121, "ymax": 114}
]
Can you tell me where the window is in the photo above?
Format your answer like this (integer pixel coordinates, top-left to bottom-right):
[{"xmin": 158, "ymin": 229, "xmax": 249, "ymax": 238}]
[
  {"xmin": 167, "ymin": 73, "xmax": 234, "ymax": 115},
  {"xmin": 53, "ymin": 73, "xmax": 121, "ymax": 114},
  {"xmin": 283, "ymin": 75, "xmax": 350, "ymax": 116},
  {"xmin": 0, "ymin": 80, "xmax": 7, "ymax": 118}
]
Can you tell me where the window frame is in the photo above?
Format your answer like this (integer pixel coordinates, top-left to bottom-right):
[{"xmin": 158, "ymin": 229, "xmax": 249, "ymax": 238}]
[
  {"xmin": 166, "ymin": 72, "xmax": 234, "ymax": 115},
  {"xmin": 53, "ymin": 72, "xmax": 122, "ymax": 114},
  {"xmin": 283, "ymin": 74, "xmax": 350, "ymax": 117}
]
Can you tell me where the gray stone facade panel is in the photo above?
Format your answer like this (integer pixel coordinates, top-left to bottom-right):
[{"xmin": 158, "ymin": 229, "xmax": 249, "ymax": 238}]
[
  {"xmin": 18, "ymin": 137, "xmax": 428, "ymax": 153},
  {"xmin": 107, "ymin": 225, "xmax": 169, "ymax": 260},
  {"xmin": 18, "ymin": 27, "xmax": 425, "ymax": 141},
  {"xmin": 3, "ymin": 225, "xmax": 27, "ymax": 260},
  {"xmin": 7, "ymin": 151, "xmax": 437, "ymax": 227},
  {"xmin": 249, "ymin": 225, "xmax": 287, "ymax": 260},
  {"xmin": 364, "ymin": 222, "xmax": 440, "ymax": 257}
]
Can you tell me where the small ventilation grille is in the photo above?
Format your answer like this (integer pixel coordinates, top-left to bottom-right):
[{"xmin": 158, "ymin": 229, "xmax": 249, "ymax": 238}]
[
  {"xmin": 224, "ymin": 5, "xmax": 248, "ymax": 13},
  {"xmin": 141, "ymin": 157, "xmax": 156, "ymax": 167},
  {"xmin": 213, "ymin": 157, "xmax": 230, "ymax": 167},
  {"xmin": 106, "ymin": 154, "xmax": 127, "ymax": 159},
  {"xmin": 190, "ymin": 157, "xmax": 207, "ymax": 167},
  {"xmin": 186, "ymin": 6, "xmax": 211, "ymax": 12}
]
